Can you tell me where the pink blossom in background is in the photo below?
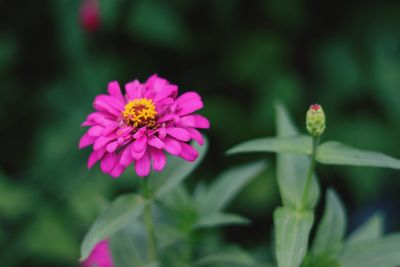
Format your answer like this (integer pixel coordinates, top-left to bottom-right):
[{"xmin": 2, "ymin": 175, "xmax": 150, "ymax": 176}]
[
  {"xmin": 82, "ymin": 240, "xmax": 114, "ymax": 267},
  {"xmin": 79, "ymin": 74, "xmax": 209, "ymax": 177},
  {"xmin": 79, "ymin": 0, "xmax": 101, "ymax": 32}
]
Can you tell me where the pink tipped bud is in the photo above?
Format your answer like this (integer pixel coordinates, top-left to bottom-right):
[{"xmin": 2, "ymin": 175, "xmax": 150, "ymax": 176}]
[
  {"xmin": 306, "ymin": 103, "xmax": 326, "ymax": 137},
  {"xmin": 80, "ymin": 0, "xmax": 101, "ymax": 32}
]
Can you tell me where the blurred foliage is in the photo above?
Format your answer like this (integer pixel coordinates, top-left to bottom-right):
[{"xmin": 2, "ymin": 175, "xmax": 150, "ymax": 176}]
[{"xmin": 0, "ymin": 0, "xmax": 400, "ymax": 266}]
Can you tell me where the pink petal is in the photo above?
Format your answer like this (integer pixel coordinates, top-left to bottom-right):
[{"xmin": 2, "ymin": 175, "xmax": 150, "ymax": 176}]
[
  {"xmin": 125, "ymin": 80, "xmax": 143, "ymax": 100},
  {"xmin": 82, "ymin": 240, "xmax": 114, "ymax": 267},
  {"xmin": 93, "ymin": 95, "xmax": 124, "ymax": 116},
  {"xmin": 153, "ymin": 85, "xmax": 178, "ymax": 103},
  {"xmin": 133, "ymin": 135, "xmax": 147, "ymax": 152},
  {"xmin": 157, "ymin": 114, "xmax": 177, "ymax": 123},
  {"xmin": 120, "ymin": 145, "xmax": 133, "ymax": 167},
  {"xmin": 100, "ymin": 153, "xmax": 117, "ymax": 173},
  {"xmin": 96, "ymin": 147, "xmax": 107, "ymax": 160},
  {"xmin": 79, "ymin": 133, "xmax": 96, "ymax": 149},
  {"xmin": 94, "ymin": 136, "xmax": 112, "ymax": 151},
  {"xmin": 88, "ymin": 151, "xmax": 99, "ymax": 168},
  {"xmin": 135, "ymin": 151, "xmax": 151, "ymax": 177},
  {"xmin": 88, "ymin": 125, "xmax": 104, "ymax": 137},
  {"xmin": 192, "ymin": 115, "xmax": 210, "ymax": 128},
  {"xmin": 178, "ymin": 115, "xmax": 210, "ymax": 129},
  {"xmin": 150, "ymin": 148, "xmax": 166, "ymax": 171},
  {"xmin": 103, "ymin": 123, "xmax": 119, "ymax": 136},
  {"xmin": 130, "ymin": 144, "xmax": 147, "ymax": 160},
  {"xmin": 107, "ymin": 81, "xmax": 124, "ymax": 103},
  {"xmin": 175, "ymin": 92, "xmax": 203, "ymax": 116},
  {"xmin": 158, "ymin": 127, "xmax": 167, "ymax": 139},
  {"xmin": 147, "ymin": 135, "xmax": 164, "ymax": 149},
  {"xmin": 110, "ymin": 163, "xmax": 125, "ymax": 178},
  {"xmin": 187, "ymin": 128, "xmax": 204, "ymax": 145},
  {"xmin": 106, "ymin": 141, "xmax": 118, "ymax": 153},
  {"xmin": 179, "ymin": 142, "xmax": 199, "ymax": 162},
  {"xmin": 166, "ymin": 127, "xmax": 191, "ymax": 141},
  {"xmin": 163, "ymin": 137, "xmax": 182, "ymax": 155}
]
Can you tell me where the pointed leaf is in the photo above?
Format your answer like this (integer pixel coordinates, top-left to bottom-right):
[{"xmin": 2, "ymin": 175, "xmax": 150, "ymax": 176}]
[
  {"xmin": 346, "ymin": 213, "xmax": 384, "ymax": 245},
  {"xmin": 198, "ymin": 161, "xmax": 267, "ymax": 215},
  {"xmin": 275, "ymin": 103, "xmax": 319, "ymax": 209},
  {"xmin": 195, "ymin": 213, "xmax": 249, "ymax": 229},
  {"xmin": 338, "ymin": 233, "xmax": 400, "ymax": 267},
  {"xmin": 227, "ymin": 136, "xmax": 312, "ymax": 155},
  {"xmin": 274, "ymin": 207, "xmax": 314, "ymax": 267},
  {"xmin": 80, "ymin": 194, "xmax": 145, "ymax": 260},
  {"xmin": 149, "ymin": 139, "xmax": 208, "ymax": 200},
  {"xmin": 317, "ymin": 141, "xmax": 400, "ymax": 169},
  {"xmin": 312, "ymin": 189, "xmax": 346, "ymax": 256},
  {"xmin": 195, "ymin": 249, "xmax": 256, "ymax": 266}
]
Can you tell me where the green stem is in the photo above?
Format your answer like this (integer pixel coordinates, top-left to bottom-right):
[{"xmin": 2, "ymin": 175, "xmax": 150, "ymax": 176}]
[
  {"xmin": 141, "ymin": 179, "xmax": 158, "ymax": 262},
  {"xmin": 298, "ymin": 136, "xmax": 320, "ymax": 212}
]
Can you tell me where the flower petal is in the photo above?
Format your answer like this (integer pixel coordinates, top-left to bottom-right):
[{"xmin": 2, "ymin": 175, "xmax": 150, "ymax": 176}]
[
  {"xmin": 150, "ymin": 148, "xmax": 166, "ymax": 171},
  {"xmin": 88, "ymin": 151, "xmax": 99, "ymax": 168},
  {"xmin": 179, "ymin": 142, "xmax": 199, "ymax": 162},
  {"xmin": 175, "ymin": 92, "xmax": 203, "ymax": 116},
  {"xmin": 166, "ymin": 127, "xmax": 191, "ymax": 141},
  {"xmin": 163, "ymin": 137, "xmax": 182, "ymax": 155},
  {"xmin": 106, "ymin": 141, "xmax": 118, "ymax": 153},
  {"xmin": 88, "ymin": 125, "xmax": 104, "ymax": 137},
  {"xmin": 178, "ymin": 115, "xmax": 210, "ymax": 129},
  {"xmin": 130, "ymin": 144, "xmax": 147, "ymax": 160},
  {"xmin": 147, "ymin": 135, "xmax": 164, "ymax": 149},
  {"xmin": 120, "ymin": 145, "xmax": 133, "ymax": 167},
  {"xmin": 125, "ymin": 80, "xmax": 143, "ymax": 100},
  {"xmin": 100, "ymin": 153, "xmax": 117, "ymax": 173},
  {"xmin": 110, "ymin": 163, "xmax": 125, "ymax": 178},
  {"xmin": 79, "ymin": 132, "xmax": 96, "ymax": 149},
  {"xmin": 107, "ymin": 81, "xmax": 124, "ymax": 102},
  {"xmin": 187, "ymin": 128, "xmax": 204, "ymax": 145},
  {"xmin": 133, "ymin": 135, "xmax": 147, "ymax": 152},
  {"xmin": 135, "ymin": 151, "xmax": 151, "ymax": 177}
]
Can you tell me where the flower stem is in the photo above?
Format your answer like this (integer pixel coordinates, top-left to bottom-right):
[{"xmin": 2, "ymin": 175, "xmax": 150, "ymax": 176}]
[
  {"xmin": 298, "ymin": 136, "xmax": 320, "ymax": 212},
  {"xmin": 141, "ymin": 179, "xmax": 158, "ymax": 263}
]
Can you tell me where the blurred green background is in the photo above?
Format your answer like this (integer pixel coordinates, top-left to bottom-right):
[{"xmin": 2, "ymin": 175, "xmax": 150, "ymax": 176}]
[{"xmin": 1, "ymin": 0, "xmax": 400, "ymax": 266}]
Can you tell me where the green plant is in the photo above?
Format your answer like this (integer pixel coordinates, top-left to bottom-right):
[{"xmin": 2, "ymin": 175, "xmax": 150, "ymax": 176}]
[
  {"xmin": 228, "ymin": 103, "xmax": 400, "ymax": 267},
  {"xmin": 80, "ymin": 103, "xmax": 400, "ymax": 267}
]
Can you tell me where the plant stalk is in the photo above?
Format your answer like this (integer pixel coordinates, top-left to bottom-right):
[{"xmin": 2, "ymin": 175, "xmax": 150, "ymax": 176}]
[
  {"xmin": 141, "ymin": 179, "xmax": 158, "ymax": 263},
  {"xmin": 298, "ymin": 136, "xmax": 320, "ymax": 212}
]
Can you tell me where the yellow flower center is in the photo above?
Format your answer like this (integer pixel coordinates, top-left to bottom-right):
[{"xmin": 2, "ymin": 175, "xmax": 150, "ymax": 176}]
[{"xmin": 121, "ymin": 98, "xmax": 158, "ymax": 128}]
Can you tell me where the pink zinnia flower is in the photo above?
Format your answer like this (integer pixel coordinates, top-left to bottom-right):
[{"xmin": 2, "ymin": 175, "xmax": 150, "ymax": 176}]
[
  {"xmin": 79, "ymin": 75, "xmax": 209, "ymax": 177},
  {"xmin": 79, "ymin": 0, "xmax": 101, "ymax": 32},
  {"xmin": 82, "ymin": 240, "xmax": 114, "ymax": 267}
]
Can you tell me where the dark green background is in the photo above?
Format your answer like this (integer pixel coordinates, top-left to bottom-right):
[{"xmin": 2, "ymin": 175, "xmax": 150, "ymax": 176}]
[{"xmin": 1, "ymin": 0, "xmax": 400, "ymax": 266}]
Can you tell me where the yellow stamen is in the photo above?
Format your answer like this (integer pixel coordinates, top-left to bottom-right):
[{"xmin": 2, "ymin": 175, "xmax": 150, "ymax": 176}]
[{"xmin": 122, "ymin": 98, "xmax": 158, "ymax": 128}]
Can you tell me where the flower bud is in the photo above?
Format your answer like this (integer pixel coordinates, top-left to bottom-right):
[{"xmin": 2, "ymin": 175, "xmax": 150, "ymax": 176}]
[
  {"xmin": 80, "ymin": 0, "xmax": 101, "ymax": 32},
  {"xmin": 306, "ymin": 104, "xmax": 325, "ymax": 137}
]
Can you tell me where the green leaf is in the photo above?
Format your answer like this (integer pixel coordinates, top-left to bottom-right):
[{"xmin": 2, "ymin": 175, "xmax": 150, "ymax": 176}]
[
  {"xmin": 346, "ymin": 213, "xmax": 384, "ymax": 245},
  {"xmin": 198, "ymin": 161, "xmax": 267, "ymax": 215},
  {"xmin": 149, "ymin": 139, "xmax": 208, "ymax": 200},
  {"xmin": 274, "ymin": 207, "xmax": 314, "ymax": 267},
  {"xmin": 317, "ymin": 141, "xmax": 400, "ymax": 169},
  {"xmin": 110, "ymin": 229, "xmax": 147, "ymax": 267},
  {"xmin": 194, "ymin": 249, "xmax": 256, "ymax": 266},
  {"xmin": 312, "ymin": 189, "xmax": 346, "ymax": 256},
  {"xmin": 338, "ymin": 233, "xmax": 400, "ymax": 267},
  {"xmin": 80, "ymin": 194, "xmax": 145, "ymax": 260},
  {"xmin": 227, "ymin": 135, "xmax": 312, "ymax": 155},
  {"xmin": 275, "ymin": 103, "xmax": 320, "ymax": 209},
  {"xmin": 194, "ymin": 213, "xmax": 249, "ymax": 229}
]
